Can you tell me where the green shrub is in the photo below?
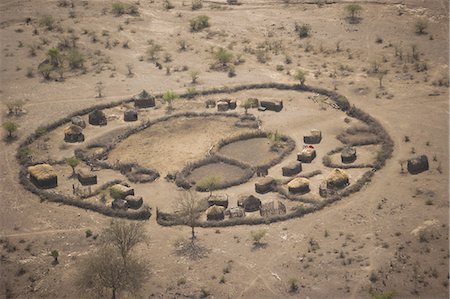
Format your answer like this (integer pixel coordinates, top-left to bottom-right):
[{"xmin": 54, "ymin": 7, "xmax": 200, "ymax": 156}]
[
  {"xmin": 415, "ymin": 18, "xmax": 428, "ymax": 34},
  {"xmin": 295, "ymin": 23, "xmax": 311, "ymax": 38},
  {"xmin": 67, "ymin": 49, "xmax": 84, "ymax": 70},
  {"xmin": 39, "ymin": 15, "xmax": 55, "ymax": 30},
  {"xmin": 190, "ymin": 15, "xmax": 210, "ymax": 32},
  {"xmin": 111, "ymin": 2, "xmax": 138, "ymax": 16}
]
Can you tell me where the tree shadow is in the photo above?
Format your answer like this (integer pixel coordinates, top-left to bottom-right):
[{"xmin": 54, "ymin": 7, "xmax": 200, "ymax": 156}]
[
  {"xmin": 3, "ymin": 135, "xmax": 18, "ymax": 144},
  {"xmin": 251, "ymin": 242, "xmax": 268, "ymax": 251},
  {"xmin": 174, "ymin": 238, "xmax": 210, "ymax": 260},
  {"xmin": 345, "ymin": 17, "xmax": 362, "ymax": 25}
]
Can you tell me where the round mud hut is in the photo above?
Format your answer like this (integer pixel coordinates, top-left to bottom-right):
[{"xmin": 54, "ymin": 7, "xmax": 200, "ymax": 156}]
[
  {"xmin": 205, "ymin": 99, "xmax": 216, "ymax": 108},
  {"xmin": 77, "ymin": 168, "xmax": 97, "ymax": 186},
  {"xmin": 341, "ymin": 147, "xmax": 357, "ymax": 164},
  {"xmin": 28, "ymin": 164, "xmax": 57, "ymax": 189},
  {"xmin": 303, "ymin": 129, "xmax": 322, "ymax": 144},
  {"xmin": 282, "ymin": 161, "xmax": 302, "ymax": 176},
  {"xmin": 124, "ymin": 109, "xmax": 138, "ymax": 122},
  {"xmin": 407, "ymin": 155, "xmax": 429, "ymax": 174},
  {"xmin": 64, "ymin": 124, "xmax": 84, "ymax": 143},
  {"xmin": 110, "ymin": 184, "xmax": 134, "ymax": 200},
  {"xmin": 255, "ymin": 176, "xmax": 275, "ymax": 194},
  {"xmin": 206, "ymin": 205, "xmax": 225, "ymax": 221},
  {"xmin": 71, "ymin": 116, "xmax": 86, "ymax": 128},
  {"xmin": 217, "ymin": 100, "xmax": 229, "ymax": 112},
  {"xmin": 88, "ymin": 110, "xmax": 107, "ymax": 126},
  {"xmin": 238, "ymin": 194, "xmax": 261, "ymax": 212},
  {"xmin": 326, "ymin": 168, "xmax": 349, "ymax": 189},
  {"xmin": 125, "ymin": 195, "xmax": 143, "ymax": 209},
  {"xmin": 297, "ymin": 147, "xmax": 317, "ymax": 163},
  {"xmin": 287, "ymin": 177, "xmax": 310, "ymax": 194},
  {"xmin": 134, "ymin": 90, "xmax": 155, "ymax": 108},
  {"xmin": 225, "ymin": 206, "xmax": 245, "ymax": 218},
  {"xmin": 207, "ymin": 194, "xmax": 229, "ymax": 209}
]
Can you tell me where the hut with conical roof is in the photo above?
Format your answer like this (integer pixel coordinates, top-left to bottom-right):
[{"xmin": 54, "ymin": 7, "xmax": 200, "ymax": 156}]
[
  {"xmin": 64, "ymin": 124, "xmax": 84, "ymax": 143},
  {"xmin": 134, "ymin": 90, "xmax": 155, "ymax": 108}
]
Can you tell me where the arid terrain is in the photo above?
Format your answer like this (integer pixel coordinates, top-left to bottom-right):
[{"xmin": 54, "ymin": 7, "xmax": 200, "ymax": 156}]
[{"xmin": 0, "ymin": 0, "xmax": 449, "ymax": 298}]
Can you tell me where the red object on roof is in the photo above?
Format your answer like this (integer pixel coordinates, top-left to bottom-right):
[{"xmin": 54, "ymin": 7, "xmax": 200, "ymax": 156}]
[{"xmin": 308, "ymin": 145, "xmax": 315, "ymax": 149}]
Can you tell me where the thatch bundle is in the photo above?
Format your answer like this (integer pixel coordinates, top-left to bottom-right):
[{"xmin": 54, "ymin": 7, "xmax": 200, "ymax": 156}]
[
  {"xmin": 77, "ymin": 168, "xmax": 97, "ymax": 186},
  {"xmin": 297, "ymin": 147, "xmax": 316, "ymax": 163},
  {"xmin": 64, "ymin": 124, "xmax": 84, "ymax": 143},
  {"xmin": 407, "ymin": 155, "xmax": 429, "ymax": 174},
  {"xmin": 225, "ymin": 206, "xmax": 245, "ymax": 218},
  {"xmin": 71, "ymin": 116, "xmax": 86, "ymax": 128},
  {"xmin": 217, "ymin": 101, "xmax": 229, "ymax": 111},
  {"xmin": 255, "ymin": 176, "xmax": 275, "ymax": 194},
  {"xmin": 134, "ymin": 90, "xmax": 155, "ymax": 108},
  {"xmin": 287, "ymin": 177, "xmax": 310, "ymax": 194},
  {"xmin": 259, "ymin": 100, "xmax": 283, "ymax": 112},
  {"xmin": 303, "ymin": 129, "xmax": 322, "ymax": 144},
  {"xmin": 207, "ymin": 194, "xmax": 229, "ymax": 209},
  {"xmin": 238, "ymin": 194, "xmax": 261, "ymax": 212},
  {"xmin": 206, "ymin": 205, "xmax": 225, "ymax": 221},
  {"xmin": 125, "ymin": 195, "xmax": 143, "ymax": 209},
  {"xmin": 282, "ymin": 161, "xmax": 302, "ymax": 176},
  {"xmin": 124, "ymin": 109, "xmax": 138, "ymax": 122},
  {"xmin": 88, "ymin": 110, "xmax": 107, "ymax": 126},
  {"xmin": 326, "ymin": 168, "xmax": 349, "ymax": 189},
  {"xmin": 112, "ymin": 198, "xmax": 128, "ymax": 210},
  {"xmin": 28, "ymin": 164, "xmax": 57, "ymax": 189},
  {"xmin": 110, "ymin": 184, "xmax": 134, "ymax": 199},
  {"xmin": 341, "ymin": 147, "xmax": 357, "ymax": 163},
  {"xmin": 260, "ymin": 200, "xmax": 286, "ymax": 217}
]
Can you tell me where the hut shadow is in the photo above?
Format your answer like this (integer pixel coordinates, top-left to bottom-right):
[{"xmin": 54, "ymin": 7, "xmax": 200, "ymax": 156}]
[
  {"xmin": 251, "ymin": 242, "xmax": 268, "ymax": 251},
  {"xmin": 174, "ymin": 238, "xmax": 210, "ymax": 260}
]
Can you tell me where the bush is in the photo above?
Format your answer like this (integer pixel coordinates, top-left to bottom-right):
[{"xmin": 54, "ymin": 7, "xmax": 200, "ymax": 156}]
[
  {"xmin": 111, "ymin": 2, "xmax": 138, "ymax": 16},
  {"xmin": 288, "ymin": 278, "xmax": 299, "ymax": 293},
  {"xmin": 191, "ymin": 0, "xmax": 202, "ymax": 10},
  {"xmin": 415, "ymin": 18, "xmax": 428, "ymax": 34},
  {"xmin": 67, "ymin": 49, "xmax": 84, "ymax": 70},
  {"xmin": 39, "ymin": 15, "xmax": 55, "ymax": 30},
  {"xmin": 295, "ymin": 23, "xmax": 311, "ymax": 38},
  {"xmin": 251, "ymin": 229, "xmax": 267, "ymax": 245},
  {"xmin": 190, "ymin": 15, "xmax": 210, "ymax": 32},
  {"xmin": 3, "ymin": 121, "xmax": 18, "ymax": 138},
  {"xmin": 345, "ymin": 4, "xmax": 362, "ymax": 22}
]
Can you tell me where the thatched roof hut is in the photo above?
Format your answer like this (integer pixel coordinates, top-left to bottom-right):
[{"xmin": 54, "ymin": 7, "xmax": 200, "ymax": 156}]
[
  {"xmin": 297, "ymin": 147, "xmax": 316, "ymax": 163},
  {"xmin": 259, "ymin": 100, "xmax": 283, "ymax": 112},
  {"xmin": 260, "ymin": 200, "xmax": 286, "ymax": 217},
  {"xmin": 217, "ymin": 100, "xmax": 229, "ymax": 111},
  {"xmin": 124, "ymin": 109, "xmax": 138, "ymax": 122},
  {"xmin": 255, "ymin": 176, "xmax": 275, "ymax": 194},
  {"xmin": 125, "ymin": 195, "xmax": 143, "ymax": 209},
  {"xmin": 134, "ymin": 90, "xmax": 155, "ymax": 108},
  {"xmin": 407, "ymin": 155, "xmax": 429, "ymax": 174},
  {"xmin": 341, "ymin": 147, "xmax": 357, "ymax": 164},
  {"xmin": 238, "ymin": 194, "xmax": 261, "ymax": 212},
  {"xmin": 28, "ymin": 164, "xmax": 57, "ymax": 189},
  {"xmin": 112, "ymin": 198, "xmax": 128, "ymax": 210},
  {"xmin": 282, "ymin": 161, "xmax": 302, "ymax": 176},
  {"xmin": 77, "ymin": 168, "xmax": 97, "ymax": 186},
  {"xmin": 64, "ymin": 124, "xmax": 84, "ymax": 143},
  {"xmin": 288, "ymin": 177, "xmax": 310, "ymax": 194},
  {"xmin": 229, "ymin": 100, "xmax": 237, "ymax": 110},
  {"xmin": 225, "ymin": 206, "xmax": 245, "ymax": 218},
  {"xmin": 88, "ymin": 110, "xmax": 107, "ymax": 126},
  {"xmin": 207, "ymin": 194, "xmax": 229, "ymax": 209},
  {"xmin": 206, "ymin": 205, "xmax": 225, "ymax": 221},
  {"xmin": 326, "ymin": 168, "xmax": 349, "ymax": 189},
  {"xmin": 303, "ymin": 129, "xmax": 322, "ymax": 144},
  {"xmin": 110, "ymin": 184, "xmax": 134, "ymax": 199},
  {"xmin": 71, "ymin": 116, "xmax": 86, "ymax": 128}
]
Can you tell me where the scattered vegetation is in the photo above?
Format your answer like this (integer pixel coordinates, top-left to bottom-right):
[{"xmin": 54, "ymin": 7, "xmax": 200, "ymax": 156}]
[{"xmin": 190, "ymin": 15, "xmax": 210, "ymax": 32}]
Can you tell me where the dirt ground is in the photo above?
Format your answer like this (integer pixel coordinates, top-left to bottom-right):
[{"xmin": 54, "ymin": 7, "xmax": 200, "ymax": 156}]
[{"xmin": 0, "ymin": 0, "xmax": 448, "ymax": 298}]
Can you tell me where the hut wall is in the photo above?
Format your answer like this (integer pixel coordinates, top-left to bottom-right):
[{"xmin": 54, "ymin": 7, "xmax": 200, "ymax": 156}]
[
  {"xmin": 134, "ymin": 98, "xmax": 155, "ymax": 108},
  {"xmin": 30, "ymin": 175, "xmax": 57, "ymax": 189}
]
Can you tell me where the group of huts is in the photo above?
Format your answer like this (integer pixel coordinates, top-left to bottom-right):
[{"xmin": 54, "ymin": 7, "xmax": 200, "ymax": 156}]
[
  {"xmin": 205, "ymin": 97, "xmax": 283, "ymax": 113},
  {"xmin": 63, "ymin": 90, "xmax": 156, "ymax": 143},
  {"xmin": 204, "ymin": 193, "xmax": 286, "ymax": 221}
]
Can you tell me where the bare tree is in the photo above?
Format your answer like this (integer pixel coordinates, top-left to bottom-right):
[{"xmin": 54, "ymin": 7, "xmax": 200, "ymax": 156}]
[
  {"xmin": 76, "ymin": 246, "xmax": 148, "ymax": 299},
  {"xmin": 177, "ymin": 191, "xmax": 204, "ymax": 241},
  {"xmin": 95, "ymin": 81, "xmax": 104, "ymax": 98},
  {"xmin": 101, "ymin": 220, "xmax": 147, "ymax": 262}
]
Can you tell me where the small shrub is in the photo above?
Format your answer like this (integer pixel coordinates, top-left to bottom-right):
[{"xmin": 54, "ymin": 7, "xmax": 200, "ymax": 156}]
[
  {"xmin": 295, "ymin": 23, "xmax": 311, "ymax": 38},
  {"xmin": 191, "ymin": 0, "xmax": 203, "ymax": 10},
  {"xmin": 163, "ymin": 0, "xmax": 174, "ymax": 10},
  {"xmin": 67, "ymin": 49, "xmax": 84, "ymax": 70},
  {"xmin": 112, "ymin": 2, "xmax": 138, "ymax": 16},
  {"xmin": 39, "ymin": 15, "xmax": 55, "ymax": 30},
  {"xmin": 85, "ymin": 229, "xmax": 93, "ymax": 238},
  {"xmin": 288, "ymin": 278, "xmax": 299, "ymax": 293},
  {"xmin": 415, "ymin": 18, "xmax": 428, "ymax": 34},
  {"xmin": 190, "ymin": 15, "xmax": 210, "ymax": 32},
  {"xmin": 250, "ymin": 229, "xmax": 267, "ymax": 245}
]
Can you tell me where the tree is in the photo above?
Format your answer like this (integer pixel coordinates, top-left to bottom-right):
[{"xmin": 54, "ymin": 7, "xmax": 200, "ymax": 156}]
[
  {"xmin": 196, "ymin": 175, "xmax": 221, "ymax": 197},
  {"xmin": 126, "ymin": 63, "xmax": 133, "ymax": 77},
  {"xmin": 250, "ymin": 229, "xmax": 267, "ymax": 248},
  {"xmin": 50, "ymin": 250, "xmax": 59, "ymax": 264},
  {"xmin": 241, "ymin": 99, "xmax": 252, "ymax": 114},
  {"xmin": 177, "ymin": 191, "xmax": 204, "ymax": 241},
  {"xmin": 162, "ymin": 90, "xmax": 178, "ymax": 110},
  {"xmin": 189, "ymin": 70, "xmax": 200, "ymax": 84},
  {"xmin": 415, "ymin": 19, "xmax": 428, "ymax": 35},
  {"xmin": 377, "ymin": 70, "xmax": 387, "ymax": 88},
  {"xmin": 214, "ymin": 48, "xmax": 233, "ymax": 67},
  {"xmin": 101, "ymin": 220, "xmax": 146, "ymax": 262},
  {"xmin": 96, "ymin": 81, "xmax": 104, "ymax": 98},
  {"xmin": 3, "ymin": 121, "xmax": 18, "ymax": 138},
  {"xmin": 38, "ymin": 62, "xmax": 53, "ymax": 80},
  {"xmin": 68, "ymin": 48, "xmax": 84, "ymax": 70},
  {"xmin": 345, "ymin": 4, "xmax": 362, "ymax": 23},
  {"xmin": 76, "ymin": 246, "xmax": 148, "ymax": 299},
  {"xmin": 66, "ymin": 156, "xmax": 79, "ymax": 176},
  {"xmin": 47, "ymin": 48, "xmax": 62, "ymax": 67},
  {"xmin": 294, "ymin": 23, "xmax": 311, "ymax": 38},
  {"xmin": 146, "ymin": 44, "xmax": 162, "ymax": 61},
  {"xmin": 294, "ymin": 69, "xmax": 308, "ymax": 86}
]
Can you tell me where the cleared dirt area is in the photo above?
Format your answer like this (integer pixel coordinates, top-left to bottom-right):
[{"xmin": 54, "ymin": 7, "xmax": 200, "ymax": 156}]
[
  {"xmin": 218, "ymin": 137, "xmax": 279, "ymax": 167},
  {"xmin": 187, "ymin": 162, "xmax": 248, "ymax": 184}
]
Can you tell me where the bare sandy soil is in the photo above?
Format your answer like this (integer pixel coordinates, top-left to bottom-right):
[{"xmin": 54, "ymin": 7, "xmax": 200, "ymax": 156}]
[{"xmin": 0, "ymin": 0, "xmax": 448, "ymax": 298}]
